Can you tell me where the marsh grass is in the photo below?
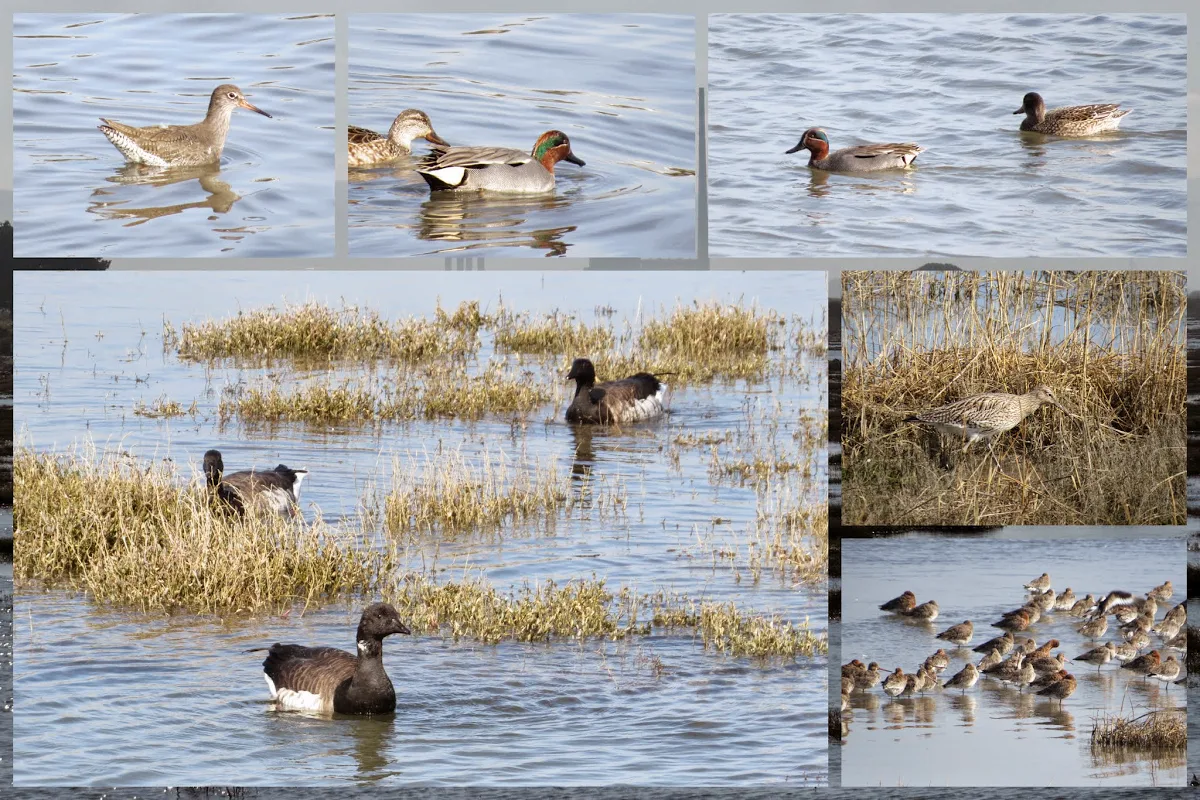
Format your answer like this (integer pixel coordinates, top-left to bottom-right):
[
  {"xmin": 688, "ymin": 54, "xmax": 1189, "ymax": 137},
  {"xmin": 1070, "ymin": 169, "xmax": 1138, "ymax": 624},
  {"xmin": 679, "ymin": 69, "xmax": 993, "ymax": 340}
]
[
  {"xmin": 381, "ymin": 450, "xmax": 588, "ymax": 537},
  {"xmin": 842, "ymin": 271, "xmax": 1186, "ymax": 525},
  {"xmin": 219, "ymin": 366, "xmax": 553, "ymax": 425},
  {"xmin": 632, "ymin": 300, "xmax": 781, "ymax": 381},
  {"xmin": 1090, "ymin": 709, "xmax": 1186, "ymax": 750},
  {"xmin": 14, "ymin": 447, "xmax": 392, "ymax": 613},
  {"xmin": 492, "ymin": 308, "xmax": 614, "ymax": 355},
  {"xmin": 17, "ymin": 448, "xmax": 819, "ymax": 658},
  {"xmin": 133, "ymin": 395, "xmax": 194, "ymax": 419},
  {"xmin": 165, "ymin": 301, "xmax": 480, "ymax": 364}
]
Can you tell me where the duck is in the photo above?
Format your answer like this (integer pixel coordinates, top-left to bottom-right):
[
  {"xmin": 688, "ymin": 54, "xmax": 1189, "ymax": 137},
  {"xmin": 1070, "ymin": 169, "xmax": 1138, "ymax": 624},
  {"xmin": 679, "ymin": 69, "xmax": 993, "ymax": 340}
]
[
  {"xmin": 203, "ymin": 449, "xmax": 307, "ymax": 518},
  {"xmin": 564, "ymin": 357, "xmax": 666, "ymax": 424},
  {"xmin": 99, "ymin": 84, "xmax": 271, "ymax": 167},
  {"xmin": 1013, "ymin": 92, "xmax": 1130, "ymax": 137},
  {"xmin": 785, "ymin": 127, "xmax": 923, "ymax": 173},
  {"xmin": 348, "ymin": 109, "xmax": 448, "ymax": 167},
  {"xmin": 416, "ymin": 130, "xmax": 584, "ymax": 193},
  {"xmin": 258, "ymin": 603, "xmax": 410, "ymax": 714}
]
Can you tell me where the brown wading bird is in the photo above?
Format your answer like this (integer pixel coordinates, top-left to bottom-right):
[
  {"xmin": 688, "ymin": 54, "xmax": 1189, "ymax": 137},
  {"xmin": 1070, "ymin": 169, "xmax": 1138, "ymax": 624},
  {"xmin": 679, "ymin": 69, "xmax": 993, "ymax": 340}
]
[
  {"xmin": 1035, "ymin": 671, "xmax": 1077, "ymax": 705},
  {"xmin": 943, "ymin": 663, "xmax": 979, "ymax": 694},
  {"xmin": 99, "ymin": 84, "xmax": 272, "ymax": 167},
  {"xmin": 253, "ymin": 603, "xmax": 411, "ymax": 714},
  {"xmin": 936, "ymin": 620, "xmax": 974, "ymax": 647},
  {"xmin": 1121, "ymin": 650, "xmax": 1162, "ymax": 681},
  {"xmin": 904, "ymin": 386, "xmax": 1063, "ymax": 454},
  {"xmin": 879, "ymin": 591, "xmax": 917, "ymax": 614},
  {"xmin": 564, "ymin": 358, "xmax": 668, "ymax": 424},
  {"xmin": 903, "ymin": 600, "xmax": 940, "ymax": 621},
  {"xmin": 973, "ymin": 630, "xmax": 1014, "ymax": 657},
  {"xmin": 204, "ymin": 449, "xmax": 307, "ymax": 518}
]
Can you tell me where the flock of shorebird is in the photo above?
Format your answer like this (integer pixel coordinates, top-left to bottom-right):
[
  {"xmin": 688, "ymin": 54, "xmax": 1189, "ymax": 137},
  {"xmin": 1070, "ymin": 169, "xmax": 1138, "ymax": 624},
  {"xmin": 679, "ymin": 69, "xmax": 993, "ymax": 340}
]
[{"xmin": 842, "ymin": 574, "xmax": 1185, "ymax": 714}]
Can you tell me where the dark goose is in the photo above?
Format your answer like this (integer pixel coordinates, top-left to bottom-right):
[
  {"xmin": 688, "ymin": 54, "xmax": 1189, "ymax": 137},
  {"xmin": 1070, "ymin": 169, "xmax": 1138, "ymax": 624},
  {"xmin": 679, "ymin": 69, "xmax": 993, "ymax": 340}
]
[
  {"xmin": 565, "ymin": 357, "xmax": 666, "ymax": 424},
  {"xmin": 259, "ymin": 603, "xmax": 411, "ymax": 714},
  {"xmin": 203, "ymin": 449, "xmax": 307, "ymax": 517}
]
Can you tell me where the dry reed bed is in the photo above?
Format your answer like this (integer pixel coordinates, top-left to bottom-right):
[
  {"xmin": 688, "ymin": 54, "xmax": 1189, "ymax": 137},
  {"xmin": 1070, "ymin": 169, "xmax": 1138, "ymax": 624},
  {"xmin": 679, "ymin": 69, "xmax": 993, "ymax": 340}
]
[
  {"xmin": 16, "ymin": 449, "xmax": 823, "ymax": 658},
  {"xmin": 1090, "ymin": 709, "xmax": 1186, "ymax": 750},
  {"xmin": 842, "ymin": 271, "xmax": 1185, "ymax": 525}
]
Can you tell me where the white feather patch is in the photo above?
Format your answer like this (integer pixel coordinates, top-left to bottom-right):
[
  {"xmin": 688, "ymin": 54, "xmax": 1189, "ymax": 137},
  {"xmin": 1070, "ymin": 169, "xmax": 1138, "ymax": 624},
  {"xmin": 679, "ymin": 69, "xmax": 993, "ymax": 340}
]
[
  {"xmin": 618, "ymin": 388, "xmax": 666, "ymax": 423},
  {"xmin": 424, "ymin": 166, "xmax": 466, "ymax": 187},
  {"xmin": 291, "ymin": 470, "xmax": 307, "ymax": 500}
]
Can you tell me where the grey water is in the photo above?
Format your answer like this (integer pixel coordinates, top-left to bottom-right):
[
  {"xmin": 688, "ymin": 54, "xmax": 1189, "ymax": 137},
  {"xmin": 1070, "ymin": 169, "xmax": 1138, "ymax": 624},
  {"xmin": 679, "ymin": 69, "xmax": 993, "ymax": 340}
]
[
  {"xmin": 708, "ymin": 14, "xmax": 1186, "ymax": 258},
  {"xmin": 12, "ymin": 13, "xmax": 335, "ymax": 258},
  {"xmin": 347, "ymin": 14, "xmax": 696, "ymax": 259},
  {"xmin": 13, "ymin": 270, "xmax": 826, "ymax": 786},
  {"xmin": 842, "ymin": 534, "xmax": 1185, "ymax": 787}
]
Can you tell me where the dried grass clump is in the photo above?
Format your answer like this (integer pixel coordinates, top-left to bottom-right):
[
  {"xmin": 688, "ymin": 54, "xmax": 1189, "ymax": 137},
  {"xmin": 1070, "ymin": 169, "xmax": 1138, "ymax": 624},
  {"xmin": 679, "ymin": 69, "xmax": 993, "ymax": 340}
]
[
  {"xmin": 635, "ymin": 300, "xmax": 781, "ymax": 381},
  {"xmin": 492, "ymin": 309, "xmax": 614, "ymax": 355},
  {"xmin": 133, "ymin": 395, "xmax": 193, "ymax": 419},
  {"xmin": 381, "ymin": 450, "xmax": 578, "ymax": 537},
  {"xmin": 1090, "ymin": 709, "xmax": 1185, "ymax": 750},
  {"xmin": 651, "ymin": 595, "xmax": 827, "ymax": 658},
  {"xmin": 14, "ymin": 447, "xmax": 392, "ymax": 613},
  {"xmin": 842, "ymin": 270, "xmax": 1186, "ymax": 525},
  {"xmin": 165, "ymin": 301, "xmax": 478, "ymax": 364}
]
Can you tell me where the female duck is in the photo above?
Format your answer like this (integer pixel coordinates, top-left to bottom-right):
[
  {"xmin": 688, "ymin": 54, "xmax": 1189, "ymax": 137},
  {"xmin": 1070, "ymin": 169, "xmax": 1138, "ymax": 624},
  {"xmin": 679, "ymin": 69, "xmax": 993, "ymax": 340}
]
[
  {"xmin": 1013, "ymin": 92, "xmax": 1130, "ymax": 137},
  {"xmin": 417, "ymin": 130, "xmax": 584, "ymax": 193},
  {"xmin": 348, "ymin": 109, "xmax": 448, "ymax": 167},
  {"xmin": 565, "ymin": 357, "xmax": 666, "ymax": 424},
  {"xmin": 786, "ymin": 127, "xmax": 923, "ymax": 173}
]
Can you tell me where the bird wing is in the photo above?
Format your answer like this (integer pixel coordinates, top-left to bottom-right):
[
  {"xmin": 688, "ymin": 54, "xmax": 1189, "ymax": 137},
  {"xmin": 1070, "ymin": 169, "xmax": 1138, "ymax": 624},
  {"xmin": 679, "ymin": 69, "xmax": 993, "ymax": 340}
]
[{"xmin": 348, "ymin": 125, "xmax": 384, "ymax": 145}]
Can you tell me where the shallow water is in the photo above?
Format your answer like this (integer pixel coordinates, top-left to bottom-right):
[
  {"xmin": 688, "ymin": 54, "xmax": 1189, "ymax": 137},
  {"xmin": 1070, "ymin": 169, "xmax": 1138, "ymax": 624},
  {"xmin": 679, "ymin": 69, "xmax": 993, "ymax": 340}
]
[
  {"xmin": 347, "ymin": 14, "xmax": 696, "ymax": 258},
  {"xmin": 841, "ymin": 535, "xmax": 1186, "ymax": 787},
  {"xmin": 708, "ymin": 14, "xmax": 1186, "ymax": 257},
  {"xmin": 13, "ymin": 270, "xmax": 826, "ymax": 786},
  {"xmin": 12, "ymin": 14, "xmax": 335, "ymax": 258}
]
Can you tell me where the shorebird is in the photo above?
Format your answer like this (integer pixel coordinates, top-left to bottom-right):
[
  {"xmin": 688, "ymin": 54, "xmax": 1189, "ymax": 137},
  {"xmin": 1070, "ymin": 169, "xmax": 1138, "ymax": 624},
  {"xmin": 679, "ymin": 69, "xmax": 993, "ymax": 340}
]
[
  {"xmin": 841, "ymin": 675, "xmax": 855, "ymax": 696},
  {"xmin": 1121, "ymin": 649, "xmax": 1161, "ymax": 680},
  {"xmin": 854, "ymin": 663, "xmax": 882, "ymax": 692},
  {"xmin": 1068, "ymin": 594, "xmax": 1095, "ymax": 617},
  {"xmin": 1036, "ymin": 671, "xmax": 1076, "ymax": 705},
  {"xmin": 1029, "ymin": 653, "xmax": 1066, "ymax": 675},
  {"xmin": 1112, "ymin": 641, "xmax": 1140, "ymax": 663},
  {"xmin": 1092, "ymin": 590, "xmax": 1136, "ymax": 617},
  {"xmin": 1127, "ymin": 630, "xmax": 1151, "ymax": 651},
  {"xmin": 904, "ymin": 386, "xmax": 1062, "ymax": 453},
  {"xmin": 1163, "ymin": 601, "xmax": 1186, "ymax": 628},
  {"xmin": 1014, "ymin": 659, "xmax": 1037, "ymax": 692},
  {"xmin": 879, "ymin": 591, "xmax": 917, "ymax": 613},
  {"xmin": 882, "ymin": 667, "xmax": 907, "ymax": 697},
  {"xmin": 1029, "ymin": 668, "xmax": 1067, "ymax": 693},
  {"xmin": 99, "ymin": 84, "xmax": 271, "ymax": 167},
  {"xmin": 903, "ymin": 600, "xmax": 939, "ymax": 621},
  {"xmin": 973, "ymin": 631, "xmax": 1014, "ymax": 657},
  {"xmin": 1073, "ymin": 642, "xmax": 1117, "ymax": 671},
  {"xmin": 943, "ymin": 663, "xmax": 979, "ymax": 694},
  {"xmin": 1030, "ymin": 590, "xmax": 1056, "ymax": 612},
  {"xmin": 993, "ymin": 608, "xmax": 1032, "ymax": 632},
  {"xmin": 1165, "ymin": 629, "xmax": 1187, "ymax": 653},
  {"xmin": 1149, "ymin": 655, "xmax": 1181, "ymax": 689},
  {"xmin": 841, "ymin": 660, "xmax": 866, "ymax": 678},
  {"xmin": 1054, "ymin": 588, "xmax": 1076, "ymax": 611},
  {"xmin": 1147, "ymin": 580, "xmax": 1173, "ymax": 603},
  {"xmin": 977, "ymin": 649, "xmax": 1003, "ymax": 672},
  {"xmin": 1027, "ymin": 639, "xmax": 1060, "ymax": 660},
  {"xmin": 926, "ymin": 649, "xmax": 951, "ymax": 672},
  {"xmin": 1024, "ymin": 573, "xmax": 1052, "ymax": 593},
  {"xmin": 936, "ymin": 620, "xmax": 974, "ymax": 647},
  {"xmin": 1078, "ymin": 615, "xmax": 1107, "ymax": 640}
]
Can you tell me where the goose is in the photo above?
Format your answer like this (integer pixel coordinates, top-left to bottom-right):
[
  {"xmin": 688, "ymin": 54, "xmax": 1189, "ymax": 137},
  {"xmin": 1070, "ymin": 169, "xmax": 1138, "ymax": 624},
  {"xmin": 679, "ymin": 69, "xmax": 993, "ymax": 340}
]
[
  {"xmin": 564, "ymin": 357, "xmax": 667, "ymax": 424},
  {"xmin": 203, "ymin": 449, "xmax": 307, "ymax": 517},
  {"xmin": 258, "ymin": 603, "xmax": 411, "ymax": 714}
]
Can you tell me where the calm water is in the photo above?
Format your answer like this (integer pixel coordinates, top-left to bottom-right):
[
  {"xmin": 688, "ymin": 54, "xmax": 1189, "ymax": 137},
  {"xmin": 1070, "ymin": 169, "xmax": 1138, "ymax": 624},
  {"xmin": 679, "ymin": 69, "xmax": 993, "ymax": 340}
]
[
  {"xmin": 13, "ymin": 271, "xmax": 826, "ymax": 786},
  {"xmin": 12, "ymin": 14, "xmax": 335, "ymax": 258},
  {"xmin": 708, "ymin": 14, "xmax": 1186, "ymax": 257},
  {"xmin": 842, "ymin": 535, "xmax": 1185, "ymax": 787},
  {"xmin": 348, "ymin": 14, "xmax": 696, "ymax": 258}
]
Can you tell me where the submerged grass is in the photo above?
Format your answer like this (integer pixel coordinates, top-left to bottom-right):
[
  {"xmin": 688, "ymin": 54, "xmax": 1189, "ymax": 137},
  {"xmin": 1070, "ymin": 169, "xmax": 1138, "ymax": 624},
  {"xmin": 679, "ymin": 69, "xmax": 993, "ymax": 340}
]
[
  {"xmin": 1090, "ymin": 709, "xmax": 1186, "ymax": 750},
  {"xmin": 165, "ymin": 300, "xmax": 480, "ymax": 364},
  {"xmin": 14, "ymin": 447, "xmax": 391, "ymax": 614},
  {"xmin": 133, "ymin": 395, "xmax": 194, "ymax": 419},
  {"xmin": 842, "ymin": 271, "xmax": 1186, "ymax": 525}
]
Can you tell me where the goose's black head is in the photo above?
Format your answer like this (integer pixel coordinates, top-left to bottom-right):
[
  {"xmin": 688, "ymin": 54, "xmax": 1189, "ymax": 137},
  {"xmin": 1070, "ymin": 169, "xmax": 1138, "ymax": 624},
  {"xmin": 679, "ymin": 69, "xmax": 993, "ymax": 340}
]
[
  {"xmin": 566, "ymin": 358, "xmax": 597, "ymax": 386},
  {"xmin": 203, "ymin": 449, "xmax": 225, "ymax": 487},
  {"xmin": 357, "ymin": 603, "xmax": 411, "ymax": 643}
]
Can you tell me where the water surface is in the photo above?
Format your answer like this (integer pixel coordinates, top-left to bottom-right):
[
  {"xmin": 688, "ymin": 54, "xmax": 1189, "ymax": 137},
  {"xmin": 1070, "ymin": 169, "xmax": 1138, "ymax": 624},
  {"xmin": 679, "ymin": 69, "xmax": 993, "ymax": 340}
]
[
  {"xmin": 13, "ymin": 14, "xmax": 335, "ymax": 258},
  {"xmin": 708, "ymin": 14, "xmax": 1186, "ymax": 257}
]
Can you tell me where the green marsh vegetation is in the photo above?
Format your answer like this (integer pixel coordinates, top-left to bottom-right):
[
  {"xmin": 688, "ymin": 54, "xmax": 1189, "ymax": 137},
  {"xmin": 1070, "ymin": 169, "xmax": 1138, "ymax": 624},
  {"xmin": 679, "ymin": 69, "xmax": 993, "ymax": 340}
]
[{"xmin": 842, "ymin": 271, "xmax": 1185, "ymax": 525}]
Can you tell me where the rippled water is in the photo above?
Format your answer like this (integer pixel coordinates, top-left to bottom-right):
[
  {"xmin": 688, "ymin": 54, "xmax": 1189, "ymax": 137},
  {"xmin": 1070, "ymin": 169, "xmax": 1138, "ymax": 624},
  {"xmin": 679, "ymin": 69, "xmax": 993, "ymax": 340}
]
[
  {"xmin": 12, "ymin": 14, "xmax": 335, "ymax": 258},
  {"xmin": 13, "ymin": 271, "xmax": 826, "ymax": 786},
  {"xmin": 841, "ymin": 534, "xmax": 1185, "ymax": 787},
  {"xmin": 348, "ymin": 14, "xmax": 696, "ymax": 258},
  {"xmin": 708, "ymin": 14, "xmax": 1186, "ymax": 257}
]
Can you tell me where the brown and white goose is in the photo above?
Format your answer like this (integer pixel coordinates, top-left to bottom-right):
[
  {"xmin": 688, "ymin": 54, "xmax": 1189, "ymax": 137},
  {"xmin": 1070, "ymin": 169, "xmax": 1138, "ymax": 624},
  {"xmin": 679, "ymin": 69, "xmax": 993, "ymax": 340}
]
[
  {"xmin": 259, "ymin": 603, "xmax": 411, "ymax": 715},
  {"xmin": 565, "ymin": 357, "xmax": 666, "ymax": 424},
  {"xmin": 203, "ymin": 449, "xmax": 307, "ymax": 518}
]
